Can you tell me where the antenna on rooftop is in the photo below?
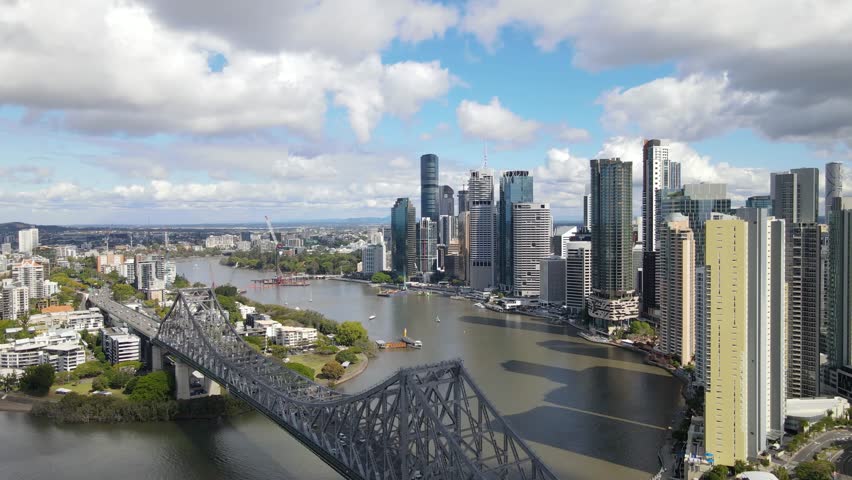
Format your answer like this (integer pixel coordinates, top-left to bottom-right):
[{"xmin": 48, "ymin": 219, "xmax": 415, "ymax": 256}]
[{"xmin": 482, "ymin": 144, "xmax": 488, "ymax": 169}]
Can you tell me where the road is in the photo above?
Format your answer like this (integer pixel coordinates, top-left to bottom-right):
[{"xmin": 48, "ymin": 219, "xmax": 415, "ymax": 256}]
[{"xmin": 787, "ymin": 429, "xmax": 852, "ymax": 467}]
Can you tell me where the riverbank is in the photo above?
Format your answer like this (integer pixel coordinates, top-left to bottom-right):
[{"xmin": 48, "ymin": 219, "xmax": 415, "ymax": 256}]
[{"xmin": 0, "ymin": 393, "xmax": 40, "ymax": 413}]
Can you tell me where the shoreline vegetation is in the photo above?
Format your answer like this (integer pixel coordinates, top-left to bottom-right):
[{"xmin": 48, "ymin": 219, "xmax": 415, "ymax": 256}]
[{"xmin": 30, "ymin": 393, "xmax": 252, "ymax": 424}]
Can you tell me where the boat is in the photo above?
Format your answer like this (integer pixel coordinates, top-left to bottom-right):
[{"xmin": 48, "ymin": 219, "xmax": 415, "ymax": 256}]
[
  {"xmin": 369, "ymin": 315, "xmax": 377, "ymax": 320},
  {"xmin": 413, "ymin": 340, "xmax": 423, "ymax": 349},
  {"xmin": 578, "ymin": 331, "xmax": 612, "ymax": 345},
  {"xmin": 435, "ymin": 315, "xmax": 441, "ymax": 323},
  {"xmin": 473, "ymin": 303, "xmax": 485, "ymax": 309}
]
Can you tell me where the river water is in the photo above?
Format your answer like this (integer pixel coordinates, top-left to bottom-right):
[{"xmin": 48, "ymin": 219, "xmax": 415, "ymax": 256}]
[{"xmin": 0, "ymin": 257, "xmax": 683, "ymax": 480}]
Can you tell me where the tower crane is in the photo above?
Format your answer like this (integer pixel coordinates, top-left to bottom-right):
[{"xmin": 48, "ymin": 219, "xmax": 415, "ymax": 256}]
[{"xmin": 264, "ymin": 216, "xmax": 286, "ymax": 281}]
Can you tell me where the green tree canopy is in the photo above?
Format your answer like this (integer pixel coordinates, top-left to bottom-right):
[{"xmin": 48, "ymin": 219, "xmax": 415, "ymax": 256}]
[
  {"xmin": 129, "ymin": 371, "xmax": 173, "ymax": 402},
  {"xmin": 701, "ymin": 465, "xmax": 729, "ymax": 480},
  {"xmin": 335, "ymin": 349, "xmax": 359, "ymax": 364},
  {"xmin": 370, "ymin": 272, "xmax": 393, "ymax": 284},
  {"xmin": 172, "ymin": 275, "xmax": 191, "ymax": 289},
  {"xmin": 321, "ymin": 361, "xmax": 345, "ymax": 380},
  {"xmin": 336, "ymin": 321, "xmax": 367, "ymax": 346},
  {"xmin": 19, "ymin": 363, "xmax": 55, "ymax": 396},
  {"xmin": 794, "ymin": 459, "xmax": 835, "ymax": 480},
  {"xmin": 112, "ymin": 283, "xmax": 138, "ymax": 302},
  {"xmin": 214, "ymin": 284, "xmax": 238, "ymax": 297},
  {"xmin": 772, "ymin": 467, "xmax": 790, "ymax": 480}
]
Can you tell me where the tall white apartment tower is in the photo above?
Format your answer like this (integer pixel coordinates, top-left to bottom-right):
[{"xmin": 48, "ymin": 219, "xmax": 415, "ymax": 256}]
[
  {"xmin": 468, "ymin": 170, "xmax": 496, "ymax": 290},
  {"xmin": 17, "ymin": 228, "xmax": 39, "ymax": 254},
  {"xmin": 736, "ymin": 207, "xmax": 787, "ymax": 457},
  {"xmin": 511, "ymin": 203, "xmax": 552, "ymax": 297}
]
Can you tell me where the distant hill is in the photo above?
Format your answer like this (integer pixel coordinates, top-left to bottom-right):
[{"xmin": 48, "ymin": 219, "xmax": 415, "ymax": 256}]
[{"xmin": 0, "ymin": 222, "xmax": 66, "ymax": 236}]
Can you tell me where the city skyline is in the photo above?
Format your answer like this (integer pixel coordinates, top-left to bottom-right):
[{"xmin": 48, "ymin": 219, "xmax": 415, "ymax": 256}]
[{"xmin": 1, "ymin": 1, "xmax": 851, "ymax": 225}]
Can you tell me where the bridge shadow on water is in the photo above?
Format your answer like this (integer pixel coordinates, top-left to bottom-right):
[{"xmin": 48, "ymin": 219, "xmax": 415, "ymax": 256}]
[{"xmin": 500, "ymin": 359, "xmax": 682, "ymax": 474}]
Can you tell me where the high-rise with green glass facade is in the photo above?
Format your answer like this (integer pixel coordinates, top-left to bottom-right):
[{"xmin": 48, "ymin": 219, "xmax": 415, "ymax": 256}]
[{"xmin": 391, "ymin": 197, "xmax": 416, "ymax": 279}]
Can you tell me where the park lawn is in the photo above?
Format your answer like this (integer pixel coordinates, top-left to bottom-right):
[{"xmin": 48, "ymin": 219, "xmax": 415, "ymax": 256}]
[
  {"xmin": 291, "ymin": 353, "xmax": 338, "ymax": 374},
  {"xmin": 288, "ymin": 352, "xmax": 368, "ymax": 383},
  {"xmin": 49, "ymin": 378, "xmax": 128, "ymax": 400}
]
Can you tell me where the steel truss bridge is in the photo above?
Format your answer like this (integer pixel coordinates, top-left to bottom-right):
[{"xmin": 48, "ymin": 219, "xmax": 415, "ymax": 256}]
[{"xmin": 100, "ymin": 288, "xmax": 557, "ymax": 480}]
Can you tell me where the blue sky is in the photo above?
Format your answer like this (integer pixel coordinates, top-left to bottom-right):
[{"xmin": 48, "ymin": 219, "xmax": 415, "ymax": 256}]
[{"xmin": 0, "ymin": 0, "xmax": 849, "ymax": 224}]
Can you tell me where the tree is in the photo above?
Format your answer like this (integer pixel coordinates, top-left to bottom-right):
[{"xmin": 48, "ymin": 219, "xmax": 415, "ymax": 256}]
[
  {"xmin": 19, "ymin": 363, "xmax": 55, "ymax": 396},
  {"xmin": 268, "ymin": 344, "xmax": 289, "ymax": 359},
  {"xmin": 335, "ymin": 349, "xmax": 359, "ymax": 364},
  {"xmin": 112, "ymin": 283, "xmax": 138, "ymax": 302},
  {"xmin": 129, "ymin": 371, "xmax": 173, "ymax": 402},
  {"xmin": 370, "ymin": 272, "xmax": 392, "ymax": 284},
  {"xmin": 217, "ymin": 294, "xmax": 243, "ymax": 323},
  {"xmin": 772, "ymin": 466, "xmax": 790, "ymax": 480},
  {"xmin": 321, "ymin": 361, "xmax": 345, "ymax": 380},
  {"xmin": 336, "ymin": 321, "xmax": 367, "ymax": 346},
  {"xmin": 283, "ymin": 362, "xmax": 315, "ymax": 380},
  {"xmin": 214, "ymin": 284, "xmax": 238, "ymax": 297},
  {"xmin": 172, "ymin": 275, "xmax": 191, "ymax": 289},
  {"xmin": 91, "ymin": 375, "xmax": 109, "ymax": 391},
  {"xmin": 794, "ymin": 459, "xmax": 834, "ymax": 480},
  {"xmin": 74, "ymin": 361, "xmax": 105, "ymax": 378},
  {"xmin": 733, "ymin": 459, "xmax": 748, "ymax": 474},
  {"xmin": 1, "ymin": 372, "xmax": 18, "ymax": 392},
  {"xmin": 701, "ymin": 465, "xmax": 729, "ymax": 480}
]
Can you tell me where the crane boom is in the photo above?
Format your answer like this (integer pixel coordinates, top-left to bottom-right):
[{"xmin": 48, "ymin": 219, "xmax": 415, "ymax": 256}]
[{"xmin": 264, "ymin": 216, "xmax": 285, "ymax": 279}]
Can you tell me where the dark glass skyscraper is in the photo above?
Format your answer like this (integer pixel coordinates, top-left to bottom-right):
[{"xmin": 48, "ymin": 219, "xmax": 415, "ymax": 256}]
[
  {"xmin": 421, "ymin": 154, "xmax": 439, "ymax": 221},
  {"xmin": 587, "ymin": 158, "xmax": 638, "ymax": 330},
  {"xmin": 457, "ymin": 189, "xmax": 468, "ymax": 214},
  {"xmin": 498, "ymin": 171, "xmax": 533, "ymax": 290},
  {"xmin": 439, "ymin": 185, "xmax": 455, "ymax": 217},
  {"xmin": 391, "ymin": 198, "xmax": 416, "ymax": 279}
]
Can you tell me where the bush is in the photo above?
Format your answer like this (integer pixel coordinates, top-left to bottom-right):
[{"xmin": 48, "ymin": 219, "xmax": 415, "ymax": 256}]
[
  {"xmin": 19, "ymin": 364, "xmax": 56, "ymax": 396},
  {"xmin": 794, "ymin": 459, "xmax": 835, "ymax": 480},
  {"xmin": 283, "ymin": 362, "xmax": 315, "ymax": 380},
  {"xmin": 316, "ymin": 345, "xmax": 338, "ymax": 355},
  {"xmin": 123, "ymin": 376, "xmax": 139, "ymax": 394},
  {"xmin": 269, "ymin": 344, "xmax": 289, "ymax": 359},
  {"xmin": 335, "ymin": 349, "xmax": 359, "ymax": 365},
  {"xmin": 92, "ymin": 375, "xmax": 109, "ymax": 392},
  {"xmin": 321, "ymin": 361, "xmax": 345, "ymax": 380}
]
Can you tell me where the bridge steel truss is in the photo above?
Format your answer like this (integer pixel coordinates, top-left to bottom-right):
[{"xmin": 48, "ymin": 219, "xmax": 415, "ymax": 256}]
[{"xmin": 154, "ymin": 288, "xmax": 556, "ymax": 480}]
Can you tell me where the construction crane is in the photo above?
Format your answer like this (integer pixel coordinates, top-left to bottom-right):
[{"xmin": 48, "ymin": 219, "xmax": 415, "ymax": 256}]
[{"xmin": 264, "ymin": 216, "xmax": 286, "ymax": 280}]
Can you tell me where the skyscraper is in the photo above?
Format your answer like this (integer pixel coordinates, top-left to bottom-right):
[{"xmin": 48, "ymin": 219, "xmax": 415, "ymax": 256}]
[
  {"xmin": 565, "ymin": 241, "xmax": 592, "ymax": 316},
  {"xmin": 703, "ymin": 216, "xmax": 749, "ymax": 467},
  {"xmin": 468, "ymin": 170, "xmax": 495, "ymax": 290},
  {"xmin": 438, "ymin": 215, "xmax": 457, "ymax": 246},
  {"xmin": 391, "ymin": 198, "xmax": 417, "ymax": 279},
  {"xmin": 826, "ymin": 162, "xmax": 846, "ymax": 220},
  {"xmin": 746, "ymin": 195, "xmax": 772, "ymax": 212},
  {"xmin": 17, "ymin": 227, "xmax": 38, "ymax": 254},
  {"xmin": 658, "ymin": 183, "xmax": 732, "ymax": 268},
  {"xmin": 418, "ymin": 217, "xmax": 438, "ymax": 275},
  {"xmin": 787, "ymin": 222, "xmax": 822, "ymax": 398},
  {"xmin": 511, "ymin": 203, "xmax": 551, "ymax": 297},
  {"xmin": 588, "ymin": 158, "xmax": 638, "ymax": 331},
  {"xmin": 582, "ymin": 192, "xmax": 592, "ymax": 230},
  {"xmin": 540, "ymin": 256, "xmax": 566, "ymax": 305},
  {"xmin": 457, "ymin": 189, "xmax": 468, "ymax": 214},
  {"xmin": 498, "ymin": 171, "xmax": 534, "ymax": 291},
  {"xmin": 420, "ymin": 154, "xmax": 440, "ymax": 221},
  {"xmin": 642, "ymin": 140, "xmax": 671, "ymax": 317},
  {"xmin": 439, "ymin": 185, "xmax": 455, "ymax": 217},
  {"xmin": 669, "ymin": 161, "xmax": 682, "ymax": 190},
  {"xmin": 11, "ymin": 259, "xmax": 45, "ymax": 299},
  {"xmin": 657, "ymin": 214, "xmax": 695, "ymax": 364},
  {"xmin": 736, "ymin": 207, "xmax": 787, "ymax": 457},
  {"xmin": 829, "ymin": 198, "xmax": 852, "ymax": 375},
  {"xmin": 771, "ymin": 168, "xmax": 819, "ymax": 224}
]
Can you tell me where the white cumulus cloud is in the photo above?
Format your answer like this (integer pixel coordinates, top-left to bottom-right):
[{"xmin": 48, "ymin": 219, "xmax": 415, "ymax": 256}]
[{"xmin": 456, "ymin": 97, "xmax": 540, "ymax": 146}]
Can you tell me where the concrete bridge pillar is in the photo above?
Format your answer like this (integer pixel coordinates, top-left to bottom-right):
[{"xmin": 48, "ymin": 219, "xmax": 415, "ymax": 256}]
[
  {"xmin": 175, "ymin": 361, "xmax": 191, "ymax": 400},
  {"xmin": 151, "ymin": 345, "xmax": 163, "ymax": 371},
  {"xmin": 204, "ymin": 377, "xmax": 221, "ymax": 396}
]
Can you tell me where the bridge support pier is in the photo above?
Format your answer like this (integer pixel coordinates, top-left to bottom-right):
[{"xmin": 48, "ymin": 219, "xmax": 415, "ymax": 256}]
[
  {"xmin": 204, "ymin": 377, "xmax": 221, "ymax": 396},
  {"xmin": 175, "ymin": 361, "xmax": 191, "ymax": 400},
  {"xmin": 151, "ymin": 345, "xmax": 163, "ymax": 371}
]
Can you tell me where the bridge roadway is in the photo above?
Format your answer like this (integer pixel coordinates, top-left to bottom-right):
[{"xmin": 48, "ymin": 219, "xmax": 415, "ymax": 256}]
[
  {"xmin": 92, "ymin": 287, "xmax": 557, "ymax": 480},
  {"xmin": 87, "ymin": 289, "xmax": 161, "ymax": 339}
]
